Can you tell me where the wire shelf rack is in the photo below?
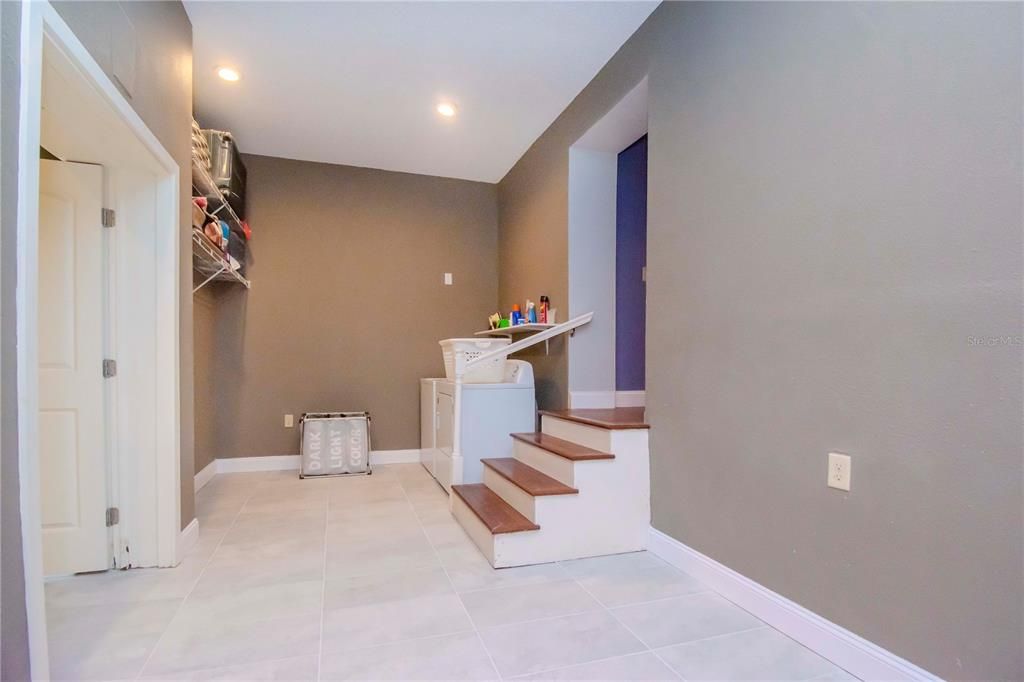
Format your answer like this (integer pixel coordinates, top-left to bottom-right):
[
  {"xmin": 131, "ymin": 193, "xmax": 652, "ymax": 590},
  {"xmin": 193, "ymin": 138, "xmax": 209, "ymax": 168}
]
[{"xmin": 192, "ymin": 229, "xmax": 249, "ymax": 292}]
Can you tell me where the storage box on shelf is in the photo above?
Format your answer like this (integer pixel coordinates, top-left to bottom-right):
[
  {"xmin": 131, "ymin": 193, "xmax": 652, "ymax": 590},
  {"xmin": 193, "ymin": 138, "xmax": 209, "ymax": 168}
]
[
  {"xmin": 193, "ymin": 159, "xmax": 246, "ymax": 237},
  {"xmin": 203, "ymin": 129, "xmax": 247, "ymax": 220}
]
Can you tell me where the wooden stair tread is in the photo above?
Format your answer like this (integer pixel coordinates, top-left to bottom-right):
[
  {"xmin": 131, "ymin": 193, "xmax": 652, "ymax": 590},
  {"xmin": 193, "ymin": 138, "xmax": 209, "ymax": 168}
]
[
  {"xmin": 539, "ymin": 407, "xmax": 650, "ymax": 430},
  {"xmin": 511, "ymin": 432, "xmax": 615, "ymax": 461},
  {"xmin": 452, "ymin": 484, "xmax": 540, "ymax": 534},
  {"xmin": 482, "ymin": 458, "xmax": 579, "ymax": 496}
]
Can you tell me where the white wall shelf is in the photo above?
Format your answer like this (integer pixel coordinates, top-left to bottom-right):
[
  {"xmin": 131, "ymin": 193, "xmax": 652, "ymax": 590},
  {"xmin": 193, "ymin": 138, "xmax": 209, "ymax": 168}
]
[
  {"xmin": 192, "ymin": 229, "xmax": 249, "ymax": 292},
  {"xmin": 475, "ymin": 323, "xmax": 559, "ymax": 353},
  {"xmin": 191, "ymin": 157, "xmax": 250, "ymax": 293},
  {"xmin": 474, "ymin": 323, "xmax": 557, "ymax": 337},
  {"xmin": 192, "ymin": 159, "xmax": 246, "ymax": 236}
]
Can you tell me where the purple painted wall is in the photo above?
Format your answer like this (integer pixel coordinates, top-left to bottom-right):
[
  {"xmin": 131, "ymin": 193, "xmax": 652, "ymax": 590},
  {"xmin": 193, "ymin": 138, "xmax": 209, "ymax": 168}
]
[{"xmin": 615, "ymin": 135, "xmax": 647, "ymax": 391}]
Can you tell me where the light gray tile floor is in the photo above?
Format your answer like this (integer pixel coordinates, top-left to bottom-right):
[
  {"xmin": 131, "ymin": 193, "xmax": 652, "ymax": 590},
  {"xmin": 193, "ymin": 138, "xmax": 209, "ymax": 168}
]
[{"xmin": 45, "ymin": 464, "xmax": 857, "ymax": 681}]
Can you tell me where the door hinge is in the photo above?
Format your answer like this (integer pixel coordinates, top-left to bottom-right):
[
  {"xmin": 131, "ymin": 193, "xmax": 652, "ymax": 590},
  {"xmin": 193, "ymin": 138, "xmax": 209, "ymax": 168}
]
[
  {"xmin": 101, "ymin": 208, "xmax": 116, "ymax": 228},
  {"xmin": 102, "ymin": 358, "xmax": 117, "ymax": 378},
  {"xmin": 106, "ymin": 507, "xmax": 120, "ymax": 527}
]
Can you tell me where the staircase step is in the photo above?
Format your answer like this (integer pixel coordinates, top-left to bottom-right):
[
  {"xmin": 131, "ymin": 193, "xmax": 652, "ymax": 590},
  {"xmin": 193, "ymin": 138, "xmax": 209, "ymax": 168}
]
[
  {"xmin": 451, "ymin": 484, "xmax": 540, "ymax": 534},
  {"xmin": 482, "ymin": 458, "xmax": 579, "ymax": 496},
  {"xmin": 511, "ymin": 432, "xmax": 615, "ymax": 461},
  {"xmin": 539, "ymin": 408, "xmax": 650, "ymax": 430}
]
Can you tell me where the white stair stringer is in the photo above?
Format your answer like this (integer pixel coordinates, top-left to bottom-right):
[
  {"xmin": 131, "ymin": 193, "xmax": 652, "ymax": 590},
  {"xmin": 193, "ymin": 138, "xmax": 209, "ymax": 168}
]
[{"xmin": 457, "ymin": 416, "xmax": 650, "ymax": 568}]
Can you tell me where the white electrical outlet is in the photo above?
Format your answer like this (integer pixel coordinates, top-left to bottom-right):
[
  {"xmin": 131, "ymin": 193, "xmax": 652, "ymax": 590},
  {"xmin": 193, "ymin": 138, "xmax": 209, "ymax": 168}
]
[
  {"xmin": 444, "ymin": 273, "xmax": 453, "ymax": 285},
  {"xmin": 284, "ymin": 414, "xmax": 294, "ymax": 428},
  {"xmin": 827, "ymin": 452, "xmax": 851, "ymax": 491}
]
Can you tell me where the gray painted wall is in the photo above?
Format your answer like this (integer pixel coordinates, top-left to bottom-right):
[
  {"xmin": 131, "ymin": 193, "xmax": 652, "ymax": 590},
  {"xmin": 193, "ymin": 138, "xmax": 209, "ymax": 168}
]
[
  {"xmin": 204, "ymin": 154, "xmax": 498, "ymax": 462},
  {"xmin": 497, "ymin": 8, "xmax": 654, "ymax": 412},
  {"xmin": 51, "ymin": 1, "xmax": 196, "ymax": 529},
  {"xmin": 2, "ymin": 2, "xmax": 32, "ymax": 678},
  {"xmin": 497, "ymin": 3, "xmax": 1023, "ymax": 679},
  {"xmin": 193, "ymin": 287, "xmax": 218, "ymax": 474}
]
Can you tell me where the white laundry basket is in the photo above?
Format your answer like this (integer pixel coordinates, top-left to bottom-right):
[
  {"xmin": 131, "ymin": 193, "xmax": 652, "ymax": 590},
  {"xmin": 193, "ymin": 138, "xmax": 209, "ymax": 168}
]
[{"xmin": 440, "ymin": 338, "xmax": 511, "ymax": 383}]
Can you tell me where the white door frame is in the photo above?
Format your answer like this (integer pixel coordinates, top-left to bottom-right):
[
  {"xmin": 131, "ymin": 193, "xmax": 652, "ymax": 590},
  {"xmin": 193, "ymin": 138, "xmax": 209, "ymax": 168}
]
[{"xmin": 17, "ymin": 2, "xmax": 181, "ymax": 678}]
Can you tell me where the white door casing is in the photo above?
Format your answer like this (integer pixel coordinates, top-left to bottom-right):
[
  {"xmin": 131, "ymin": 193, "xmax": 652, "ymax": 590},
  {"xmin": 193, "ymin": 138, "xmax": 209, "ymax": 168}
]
[
  {"xmin": 19, "ymin": 5, "xmax": 183, "ymax": 676},
  {"xmin": 38, "ymin": 159, "xmax": 109, "ymax": 576}
]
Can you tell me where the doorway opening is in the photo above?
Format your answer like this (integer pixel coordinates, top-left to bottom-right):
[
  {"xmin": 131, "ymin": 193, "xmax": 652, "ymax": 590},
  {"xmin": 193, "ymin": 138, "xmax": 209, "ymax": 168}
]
[
  {"xmin": 16, "ymin": 3, "xmax": 181, "ymax": 676},
  {"xmin": 615, "ymin": 134, "xmax": 647, "ymax": 401},
  {"xmin": 567, "ymin": 77, "xmax": 648, "ymax": 408}
]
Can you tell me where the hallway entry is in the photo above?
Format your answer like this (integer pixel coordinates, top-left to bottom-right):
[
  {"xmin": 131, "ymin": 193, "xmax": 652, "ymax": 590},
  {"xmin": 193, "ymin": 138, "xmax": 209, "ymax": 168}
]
[{"xmin": 615, "ymin": 134, "xmax": 647, "ymax": 393}]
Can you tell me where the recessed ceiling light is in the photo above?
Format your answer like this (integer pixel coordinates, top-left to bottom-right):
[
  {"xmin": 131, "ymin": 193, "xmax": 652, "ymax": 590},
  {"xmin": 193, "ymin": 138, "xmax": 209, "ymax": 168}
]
[
  {"xmin": 436, "ymin": 102, "xmax": 457, "ymax": 118},
  {"xmin": 217, "ymin": 67, "xmax": 240, "ymax": 82}
]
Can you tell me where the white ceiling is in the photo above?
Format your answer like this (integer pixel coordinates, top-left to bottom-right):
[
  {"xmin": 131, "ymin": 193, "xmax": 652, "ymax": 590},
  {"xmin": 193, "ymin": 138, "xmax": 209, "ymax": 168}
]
[{"xmin": 185, "ymin": 1, "xmax": 658, "ymax": 183}]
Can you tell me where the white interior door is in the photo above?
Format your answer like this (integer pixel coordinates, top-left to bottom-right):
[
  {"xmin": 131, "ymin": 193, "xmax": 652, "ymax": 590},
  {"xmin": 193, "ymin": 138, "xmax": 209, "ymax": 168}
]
[{"xmin": 38, "ymin": 159, "xmax": 109, "ymax": 576}]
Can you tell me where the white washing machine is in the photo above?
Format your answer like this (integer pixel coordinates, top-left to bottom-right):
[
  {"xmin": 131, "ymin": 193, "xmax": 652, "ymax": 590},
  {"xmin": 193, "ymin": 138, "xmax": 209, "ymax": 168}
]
[
  {"xmin": 420, "ymin": 360, "xmax": 535, "ymax": 492},
  {"xmin": 419, "ymin": 378, "xmax": 443, "ymax": 478}
]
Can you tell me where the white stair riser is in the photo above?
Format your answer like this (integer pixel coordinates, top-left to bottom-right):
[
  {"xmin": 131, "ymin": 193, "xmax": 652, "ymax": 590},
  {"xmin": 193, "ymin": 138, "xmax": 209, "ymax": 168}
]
[
  {"xmin": 483, "ymin": 467, "xmax": 537, "ymax": 521},
  {"xmin": 492, "ymin": 479, "xmax": 644, "ymax": 566},
  {"xmin": 451, "ymin": 493, "xmax": 496, "ymax": 564},
  {"xmin": 490, "ymin": 430, "xmax": 651, "ymax": 567},
  {"xmin": 512, "ymin": 440, "xmax": 576, "ymax": 486},
  {"xmin": 541, "ymin": 416, "xmax": 612, "ymax": 453},
  {"xmin": 455, "ymin": 419, "xmax": 652, "ymax": 569}
]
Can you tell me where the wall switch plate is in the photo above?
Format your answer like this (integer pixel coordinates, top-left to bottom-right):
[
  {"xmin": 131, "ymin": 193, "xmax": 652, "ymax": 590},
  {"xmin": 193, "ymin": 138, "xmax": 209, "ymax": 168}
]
[
  {"xmin": 827, "ymin": 452, "xmax": 851, "ymax": 491},
  {"xmin": 284, "ymin": 414, "xmax": 294, "ymax": 428},
  {"xmin": 444, "ymin": 273, "xmax": 453, "ymax": 285}
]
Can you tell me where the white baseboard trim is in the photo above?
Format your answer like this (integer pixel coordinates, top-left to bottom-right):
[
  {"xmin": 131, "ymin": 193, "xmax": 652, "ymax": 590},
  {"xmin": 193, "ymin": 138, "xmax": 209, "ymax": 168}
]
[
  {"xmin": 195, "ymin": 450, "xmax": 424, "ymax": 482},
  {"xmin": 615, "ymin": 390, "xmax": 645, "ymax": 407},
  {"xmin": 216, "ymin": 455, "xmax": 300, "ymax": 473},
  {"xmin": 370, "ymin": 449, "xmax": 422, "ymax": 465},
  {"xmin": 569, "ymin": 390, "xmax": 616, "ymax": 409},
  {"xmin": 647, "ymin": 528, "xmax": 937, "ymax": 681},
  {"xmin": 570, "ymin": 391, "xmax": 646, "ymax": 408},
  {"xmin": 194, "ymin": 460, "xmax": 217, "ymax": 493},
  {"xmin": 177, "ymin": 518, "xmax": 200, "ymax": 563}
]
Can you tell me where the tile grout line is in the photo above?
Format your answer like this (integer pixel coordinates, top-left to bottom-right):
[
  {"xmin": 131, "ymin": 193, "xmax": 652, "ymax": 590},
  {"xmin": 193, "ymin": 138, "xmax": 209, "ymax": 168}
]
[
  {"xmin": 647, "ymin": 623, "xmax": 769, "ymax": 651},
  {"xmin": 316, "ymin": 485, "xmax": 330, "ymax": 682},
  {"xmin": 571, "ymin": 567, "xmax": 790, "ymax": 679},
  {"xmin": 133, "ymin": 472, "xmax": 259, "ymax": 680},
  {"xmin": 570, "ymin": 567, "xmax": 684, "ymax": 680},
  {"xmin": 397, "ymin": 467, "xmax": 505, "ymax": 681},
  {"xmin": 502, "ymin": 650, "xmax": 674, "ymax": 680},
  {"xmin": 141, "ymin": 654, "xmax": 316, "ymax": 681}
]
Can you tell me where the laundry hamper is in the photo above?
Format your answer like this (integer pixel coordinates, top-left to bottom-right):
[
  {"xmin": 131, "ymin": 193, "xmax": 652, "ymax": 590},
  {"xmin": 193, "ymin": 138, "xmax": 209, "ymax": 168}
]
[
  {"xmin": 299, "ymin": 412, "xmax": 372, "ymax": 478},
  {"xmin": 439, "ymin": 338, "xmax": 511, "ymax": 383}
]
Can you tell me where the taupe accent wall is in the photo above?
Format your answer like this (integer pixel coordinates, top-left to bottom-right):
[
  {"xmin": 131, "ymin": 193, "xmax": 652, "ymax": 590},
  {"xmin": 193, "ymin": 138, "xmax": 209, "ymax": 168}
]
[
  {"xmin": 50, "ymin": 1, "xmax": 196, "ymax": 529},
  {"xmin": 202, "ymin": 155, "xmax": 498, "ymax": 461},
  {"xmin": 497, "ymin": 9, "xmax": 654, "ymax": 411},
  {"xmin": 193, "ymin": 288, "xmax": 218, "ymax": 474},
  {"xmin": 497, "ymin": 2, "xmax": 1022, "ymax": 679}
]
